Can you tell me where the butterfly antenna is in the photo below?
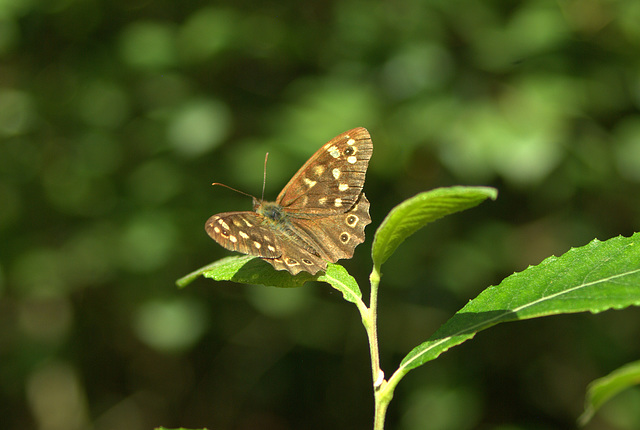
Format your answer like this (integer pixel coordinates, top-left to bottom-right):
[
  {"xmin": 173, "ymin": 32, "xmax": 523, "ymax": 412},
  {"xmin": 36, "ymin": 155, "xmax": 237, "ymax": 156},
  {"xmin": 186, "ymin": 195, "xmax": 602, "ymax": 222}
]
[
  {"xmin": 211, "ymin": 182, "xmax": 256, "ymax": 200},
  {"xmin": 261, "ymin": 152, "xmax": 269, "ymax": 202}
]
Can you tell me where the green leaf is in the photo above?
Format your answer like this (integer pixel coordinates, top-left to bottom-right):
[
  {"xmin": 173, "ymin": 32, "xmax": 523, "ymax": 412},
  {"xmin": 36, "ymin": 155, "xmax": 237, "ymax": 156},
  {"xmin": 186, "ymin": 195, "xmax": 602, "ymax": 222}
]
[
  {"xmin": 394, "ymin": 233, "xmax": 640, "ymax": 378},
  {"xmin": 371, "ymin": 186, "xmax": 497, "ymax": 271},
  {"xmin": 176, "ymin": 260, "xmax": 222, "ymax": 288},
  {"xmin": 178, "ymin": 255, "xmax": 316, "ymax": 288},
  {"xmin": 177, "ymin": 257, "xmax": 362, "ymax": 295},
  {"xmin": 317, "ymin": 263, "xmax": 363, "ymax": 306},
  {"xmin": 579, "ymin": 360, "xmax": 640, "ymax": 425}
]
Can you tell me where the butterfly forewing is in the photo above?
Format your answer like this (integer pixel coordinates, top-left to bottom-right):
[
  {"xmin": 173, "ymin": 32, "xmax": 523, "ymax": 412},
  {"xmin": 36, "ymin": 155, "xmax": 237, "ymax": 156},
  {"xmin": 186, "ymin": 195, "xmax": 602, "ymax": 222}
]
[
  {"xmin": 205, "ymin": 212, "xmax": 281, "ymax": 258},
  {"xmin": 276, "ymin": 127, "xmax": 372, "ymax": 214},
  {"xmin": 206, "ymin": 127, "xmax": 373, "ymax": 275}
]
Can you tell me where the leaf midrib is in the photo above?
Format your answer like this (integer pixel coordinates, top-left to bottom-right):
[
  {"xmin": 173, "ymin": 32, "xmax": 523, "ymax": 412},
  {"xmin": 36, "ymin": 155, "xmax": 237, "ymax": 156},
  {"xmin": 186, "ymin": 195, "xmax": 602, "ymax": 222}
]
[{"xmin": 398, "ymin": 266, "xmax": 640, "ymax": 374}]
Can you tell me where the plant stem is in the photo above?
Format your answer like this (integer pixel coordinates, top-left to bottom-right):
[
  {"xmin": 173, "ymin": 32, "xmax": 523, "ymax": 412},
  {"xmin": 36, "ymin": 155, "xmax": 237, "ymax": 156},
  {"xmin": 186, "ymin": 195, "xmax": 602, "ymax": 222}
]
[
  {"xmin": 373, "ymin": 388, "xmax": 390, "ymax": 430},
  {"xmin": 367, "ymin": 267, "xmax": 382, "ymax": 385},
  {"xmin": 368, "ymin": 266, "xmax": 392, "ymax": 430}
]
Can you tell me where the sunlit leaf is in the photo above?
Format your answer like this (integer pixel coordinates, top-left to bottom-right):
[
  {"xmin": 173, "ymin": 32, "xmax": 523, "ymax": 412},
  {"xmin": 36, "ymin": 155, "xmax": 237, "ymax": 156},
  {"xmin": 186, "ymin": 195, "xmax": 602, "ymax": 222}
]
[
  {"xmin": 394, "ymin": 233, "xmax": 640, "ymax": 377},
  {"xmin": 178, "ymin": 255, "xmax": 315, "ymax": 288},
  {"xmin": 317, "ymin": 263, "xmax": 362, "ymax": 305},
  {"xmin": 371, "ymin": 186, "xmax": 498, "ymax": 271},
  {"xmin": 177, "ymin": 255, "xmax": 363, "ymax": 306}
]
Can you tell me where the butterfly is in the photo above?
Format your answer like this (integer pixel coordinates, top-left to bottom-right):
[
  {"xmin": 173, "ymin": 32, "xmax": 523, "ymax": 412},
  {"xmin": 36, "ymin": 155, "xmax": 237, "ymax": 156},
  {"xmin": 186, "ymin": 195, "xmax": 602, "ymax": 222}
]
[{"xmin": 205, "ymin": 127, "xmax": 373, "ymax": 275}]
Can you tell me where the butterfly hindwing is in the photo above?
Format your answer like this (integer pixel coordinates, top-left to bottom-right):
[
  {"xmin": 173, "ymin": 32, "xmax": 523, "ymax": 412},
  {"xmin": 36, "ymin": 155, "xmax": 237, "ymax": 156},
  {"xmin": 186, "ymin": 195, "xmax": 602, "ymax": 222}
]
[
  {"xmin": 287, "ymin": 193, "xmax": 371, "ymax": 264},
  {"xmin": 266, "ymin": 241, "xmax": 328, "ymax": 274}
]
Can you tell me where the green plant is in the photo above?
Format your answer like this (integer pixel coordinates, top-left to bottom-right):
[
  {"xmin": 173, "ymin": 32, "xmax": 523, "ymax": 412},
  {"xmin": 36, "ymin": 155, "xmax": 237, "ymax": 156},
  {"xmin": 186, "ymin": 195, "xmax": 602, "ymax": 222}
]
[{"xmin": 176, "ymin": 186, "xmax": 640, "ymax": 430}]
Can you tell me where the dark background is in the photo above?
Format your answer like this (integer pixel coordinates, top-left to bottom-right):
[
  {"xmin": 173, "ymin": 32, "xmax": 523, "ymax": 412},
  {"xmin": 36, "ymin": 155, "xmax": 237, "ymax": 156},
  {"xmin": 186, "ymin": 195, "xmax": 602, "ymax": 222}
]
[{"xmin": 2, "ymin": 1, "xmax": 640, "ymax": 429}]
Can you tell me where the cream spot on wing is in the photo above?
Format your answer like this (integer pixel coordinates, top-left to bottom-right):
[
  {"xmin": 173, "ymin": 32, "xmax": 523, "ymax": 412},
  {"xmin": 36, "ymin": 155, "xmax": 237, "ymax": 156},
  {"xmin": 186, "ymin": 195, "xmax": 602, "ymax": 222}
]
[
  {"xmin": 218, "ymin": 219, "xmax": 230, "ymax": 230},
  {"xmin": 213, "ymin": 226, "xmax": 221, "ymax": 234},
  {"xmin": 239, "ymin": 231, "xmax": 249, "ymax": 239},
  {"xmin": 229, "ymin": 235, "xmax": 237, "ymax": 243},
  {"xmin": 347, "ymin": 156, "xmax": 357, "ymax": 164},
  {"xmin": 314, "ymin": 165, "xmax": 325, "ymax": 176},
  {"xmin": 304, "ymin": 177, "xmax": 317, "ymax": 188},
  {"xmin": 327, "ymin": 145, "xmax": 340, "ymax": 158},
  {"xmin": 267, "ymin": 245, "xmax": 276, "ymax": 252},
  {"xmin": 318, "ymin": 197, "xmax": 327, "ymax": 205},
  {"xmin": 338, "ymin": 183, "xmax": 349, "ymax": 191},
  {"xmin": 332, "ymin": 168, "xmax": 340, "ymax": 179},
  {"xmin": 334, "ymin": 198, "xmax": 343, "ymax": 207},
  {"xmin": 254, "ymin": 241, "xmax": 261, "ymax": 249},
  {"xmin": 243, "ymin": 219, "xmax": 253, "ymax": 227},
  {"xmin": 232, "ymin": 219, "xmax": 243, "ymax": 227}
]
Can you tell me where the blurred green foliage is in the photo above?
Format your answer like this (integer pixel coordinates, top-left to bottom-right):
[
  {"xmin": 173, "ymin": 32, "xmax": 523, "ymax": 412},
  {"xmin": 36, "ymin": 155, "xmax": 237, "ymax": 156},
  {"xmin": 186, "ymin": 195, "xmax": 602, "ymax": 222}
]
[{"xmin": 1, "ymin": 0, "xmax": 640, "ymax": 429}]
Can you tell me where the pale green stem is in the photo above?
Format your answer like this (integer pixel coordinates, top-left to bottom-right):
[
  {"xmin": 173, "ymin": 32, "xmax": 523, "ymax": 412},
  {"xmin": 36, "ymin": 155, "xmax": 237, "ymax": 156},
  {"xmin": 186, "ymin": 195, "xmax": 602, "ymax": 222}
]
[
  {"xmin": 354, "ymin": 265, "xmax": 408, "ymax": 430},
  {"xmin": 366, "ymin": 265, "xmax": 412, "ymax": 430},
  {"xmin": 373, "ymin": 388, "xmax": 390, "ymax": 430},
  {"xmin": 368, "ymin": 266, "xmax": 387, "ymax": 430},
  {"xmin": 367, "ymin": 266, "xmax": 382, "ymax": 385}
]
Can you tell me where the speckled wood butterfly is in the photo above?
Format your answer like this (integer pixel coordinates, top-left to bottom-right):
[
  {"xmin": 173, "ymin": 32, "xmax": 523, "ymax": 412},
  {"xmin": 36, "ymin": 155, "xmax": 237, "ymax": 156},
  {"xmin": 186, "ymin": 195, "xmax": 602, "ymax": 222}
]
[{"xmin": 205, "ymin": 127, "xmax": 373, "ymax": 275}]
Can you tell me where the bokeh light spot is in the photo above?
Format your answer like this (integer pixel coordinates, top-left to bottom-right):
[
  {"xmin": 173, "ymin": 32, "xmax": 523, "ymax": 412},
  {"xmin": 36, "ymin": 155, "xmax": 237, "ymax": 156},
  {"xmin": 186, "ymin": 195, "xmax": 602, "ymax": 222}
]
[
  {"xmin": 119, "ymin": 212, "xmax": 177, "ymax": 273},
  {"xmin": 614, "ymin": 117, "xmax": 640, "ymax": 182},
  {"xmin": 0, "ymin": 88, "xmax": 35, "ymax": 136},
  {"xmin": 119, "ymin": 21, "xmax": 177, "ymax": 70},
  {"xmin": 134, "ymin": 298, "xmax": 209, "ymax": 353},
  {"xmin": 177, "ymin": 7, "xmax": 237, "ymax": 63},
  {"xmin": 167, "ymin": 98, "xmax": 231, "ymax": 157}
]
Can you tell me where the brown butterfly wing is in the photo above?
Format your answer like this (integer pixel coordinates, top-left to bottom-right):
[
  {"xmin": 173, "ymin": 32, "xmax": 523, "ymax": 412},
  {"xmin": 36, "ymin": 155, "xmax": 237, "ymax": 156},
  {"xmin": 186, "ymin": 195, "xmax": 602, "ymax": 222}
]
[
  {"xmin": 276, "ymin": 127, "xmax": 372, "ymax": 214},
  {"xmin": 205, "ymin": 209, "xmax": 334, "ymax": 275},
  {"xmin": 205, "ymin": 212, "xmax": 281, "ymax": 259},
  {"xmin": 287, "ymin": 193, "xmax": 370, "ymax": 264}
]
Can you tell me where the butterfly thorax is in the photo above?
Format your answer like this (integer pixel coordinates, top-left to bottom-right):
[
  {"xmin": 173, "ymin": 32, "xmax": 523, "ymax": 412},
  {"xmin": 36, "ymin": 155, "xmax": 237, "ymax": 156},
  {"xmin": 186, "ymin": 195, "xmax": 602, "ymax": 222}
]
[
  {"xmin": 255, "ymin": 200, "xmax": 287, "ymax": 224},
  {"xmin": 255, "ymin": 200, "xmax": 322, "ymax": 256}
]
